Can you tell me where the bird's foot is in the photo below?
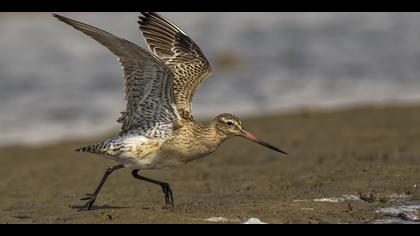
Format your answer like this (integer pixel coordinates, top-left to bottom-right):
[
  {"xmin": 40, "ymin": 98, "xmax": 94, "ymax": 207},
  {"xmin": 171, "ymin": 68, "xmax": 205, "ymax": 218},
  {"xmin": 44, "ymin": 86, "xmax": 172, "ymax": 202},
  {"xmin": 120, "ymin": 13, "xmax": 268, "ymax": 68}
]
[
  {"xmin": 78, "ymin": 193, "xmax": 97, "ymax": 211},
  {"xmin": 161, "ymin": 183, "xmax": 174, "ymax": 208}
]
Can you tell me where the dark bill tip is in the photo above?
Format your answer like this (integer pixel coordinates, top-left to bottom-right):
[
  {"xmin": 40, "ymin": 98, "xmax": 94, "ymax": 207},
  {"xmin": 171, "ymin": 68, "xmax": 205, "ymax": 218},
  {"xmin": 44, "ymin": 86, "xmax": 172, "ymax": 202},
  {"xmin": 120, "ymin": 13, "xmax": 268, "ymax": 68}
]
[{"xmin": 240, "ymin": 130, "xmax": 288, "ymax": 155}]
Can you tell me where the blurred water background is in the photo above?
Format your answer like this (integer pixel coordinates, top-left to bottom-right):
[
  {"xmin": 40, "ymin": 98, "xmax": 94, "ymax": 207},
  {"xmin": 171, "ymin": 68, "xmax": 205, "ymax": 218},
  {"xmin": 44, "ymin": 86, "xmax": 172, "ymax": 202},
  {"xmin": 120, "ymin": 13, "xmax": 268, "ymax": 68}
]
[{"xmin": 2, "ymin": 12, "xmax": 420, "ymax": 146}]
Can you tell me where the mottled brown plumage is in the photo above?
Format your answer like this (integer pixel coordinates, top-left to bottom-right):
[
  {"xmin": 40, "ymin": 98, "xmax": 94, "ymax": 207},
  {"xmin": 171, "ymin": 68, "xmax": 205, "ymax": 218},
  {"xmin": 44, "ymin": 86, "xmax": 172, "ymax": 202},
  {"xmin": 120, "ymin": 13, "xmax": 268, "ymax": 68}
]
[
  {"xmin": 54, "ymin": 13, "xmax": 286, "ymax": 210},
  {"xmin": 138, "ymin": 12, "xmax": 212, "ymax": 120}
]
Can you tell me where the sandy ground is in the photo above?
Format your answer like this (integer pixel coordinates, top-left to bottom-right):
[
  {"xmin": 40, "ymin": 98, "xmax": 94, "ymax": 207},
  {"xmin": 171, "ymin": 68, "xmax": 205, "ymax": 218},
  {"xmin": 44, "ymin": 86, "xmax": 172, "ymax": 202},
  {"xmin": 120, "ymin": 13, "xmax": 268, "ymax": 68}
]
[{"xmin": 1, "ymin": 105, "xmax": 420, "ymax": 224}]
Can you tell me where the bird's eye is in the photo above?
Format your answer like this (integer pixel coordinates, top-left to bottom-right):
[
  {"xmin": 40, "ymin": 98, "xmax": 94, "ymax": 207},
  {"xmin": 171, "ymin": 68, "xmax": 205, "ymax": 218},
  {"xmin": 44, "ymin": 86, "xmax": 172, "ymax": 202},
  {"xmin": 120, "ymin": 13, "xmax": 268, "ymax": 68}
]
[{"xmin": 227, "ymin": 121, "xmax": 234, "ymax": 126}]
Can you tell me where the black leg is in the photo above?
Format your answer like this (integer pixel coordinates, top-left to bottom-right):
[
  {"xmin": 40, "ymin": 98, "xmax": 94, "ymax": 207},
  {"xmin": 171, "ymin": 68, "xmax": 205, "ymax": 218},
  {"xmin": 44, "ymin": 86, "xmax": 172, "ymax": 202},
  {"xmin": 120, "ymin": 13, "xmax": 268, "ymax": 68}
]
[
  {"xmin": 131, "ymin": 169, "xmax": 174, "ymax": 207},
  {"xmin": 79, "ymin": 164, "xmax": 125, "ymax": 211}
]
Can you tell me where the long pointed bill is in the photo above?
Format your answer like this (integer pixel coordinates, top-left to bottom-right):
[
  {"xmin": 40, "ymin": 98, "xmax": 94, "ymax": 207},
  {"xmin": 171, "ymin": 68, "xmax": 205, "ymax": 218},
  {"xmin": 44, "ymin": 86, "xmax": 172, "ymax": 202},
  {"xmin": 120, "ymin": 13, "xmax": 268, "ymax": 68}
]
[{"xmin": 240, "ymin": 130, "xmax": 288, "ymax": 155}]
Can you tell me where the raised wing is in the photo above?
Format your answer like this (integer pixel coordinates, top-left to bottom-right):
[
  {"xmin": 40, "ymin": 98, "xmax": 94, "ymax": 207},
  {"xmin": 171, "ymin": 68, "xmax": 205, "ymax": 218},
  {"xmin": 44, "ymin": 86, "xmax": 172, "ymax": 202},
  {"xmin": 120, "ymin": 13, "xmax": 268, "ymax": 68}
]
[
  {"xmin": 138, "ymin": 12, "xmax": 212, "ymax": 120},
  {"xmin": 54, "ymin": 14, "xmax": 180, "ymax": 137}
]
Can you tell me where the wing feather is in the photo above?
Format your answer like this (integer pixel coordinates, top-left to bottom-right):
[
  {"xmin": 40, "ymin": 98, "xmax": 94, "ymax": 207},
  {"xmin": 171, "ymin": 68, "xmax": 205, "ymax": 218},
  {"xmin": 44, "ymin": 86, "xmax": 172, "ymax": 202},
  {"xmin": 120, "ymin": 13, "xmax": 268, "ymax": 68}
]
[
  {"xmin": 138, "ymin": 12, "xmax": 212, "ymax": 120},
  {"xmin": 54, "ymin": 14, "xmax": 180, "ymax": 137}
]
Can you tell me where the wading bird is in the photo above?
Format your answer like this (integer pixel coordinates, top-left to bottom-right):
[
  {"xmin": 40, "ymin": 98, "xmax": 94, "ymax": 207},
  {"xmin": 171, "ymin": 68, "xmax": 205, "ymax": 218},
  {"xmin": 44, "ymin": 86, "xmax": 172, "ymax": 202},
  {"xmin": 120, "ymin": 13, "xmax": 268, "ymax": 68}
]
[{"xmin": 54, "ymin": 12, "xmax": 287, "ymax": 211}]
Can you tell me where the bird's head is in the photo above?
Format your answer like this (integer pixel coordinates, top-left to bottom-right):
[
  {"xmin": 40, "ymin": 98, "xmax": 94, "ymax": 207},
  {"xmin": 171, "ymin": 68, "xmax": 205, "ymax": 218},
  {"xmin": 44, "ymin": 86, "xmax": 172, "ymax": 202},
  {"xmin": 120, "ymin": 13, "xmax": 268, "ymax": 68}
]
[{"xmin": 213, "ymin": 113, "xmax": 287, "ymax": 154}]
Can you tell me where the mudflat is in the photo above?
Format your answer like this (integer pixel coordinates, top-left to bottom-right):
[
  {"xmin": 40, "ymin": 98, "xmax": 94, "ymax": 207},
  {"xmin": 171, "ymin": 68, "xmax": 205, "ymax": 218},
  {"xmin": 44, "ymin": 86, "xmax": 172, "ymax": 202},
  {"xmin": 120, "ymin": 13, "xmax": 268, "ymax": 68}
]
[{"xmin": 1, "ymin": 105, "xmax": 420, "ymax": 223}]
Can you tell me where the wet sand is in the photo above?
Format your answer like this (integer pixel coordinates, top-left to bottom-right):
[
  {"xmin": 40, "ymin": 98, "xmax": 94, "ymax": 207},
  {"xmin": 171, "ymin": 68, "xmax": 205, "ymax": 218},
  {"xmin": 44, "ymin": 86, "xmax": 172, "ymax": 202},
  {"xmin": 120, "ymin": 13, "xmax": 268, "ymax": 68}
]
[{"xmin": 1, "ymin": 105, "xmax": 420, "ymax": 224}]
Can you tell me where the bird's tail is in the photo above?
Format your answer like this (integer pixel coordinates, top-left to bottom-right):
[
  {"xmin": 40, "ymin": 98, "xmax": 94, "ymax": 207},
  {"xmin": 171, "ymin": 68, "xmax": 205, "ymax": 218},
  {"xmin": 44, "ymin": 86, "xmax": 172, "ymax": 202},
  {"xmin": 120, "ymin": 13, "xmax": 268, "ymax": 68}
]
[
  {"xmin": 75, "ymin": 138, "xmax": 118, "ymax": 153},
  {"xmin": 75, "ymin": 145, "xmax": 97, "ymax": 153}
]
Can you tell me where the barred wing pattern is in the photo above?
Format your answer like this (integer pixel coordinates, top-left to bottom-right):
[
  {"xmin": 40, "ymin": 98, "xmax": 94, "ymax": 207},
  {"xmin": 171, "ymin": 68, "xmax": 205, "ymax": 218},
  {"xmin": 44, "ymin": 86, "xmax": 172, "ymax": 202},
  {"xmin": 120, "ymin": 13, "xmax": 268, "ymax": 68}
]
[
  {"xmin": 54, "ymin": 14, "xmax": 180, "ymax": 137},
  {"xmin": 138, "ymin": 12, "xmax": 212, "ymax": 120}
]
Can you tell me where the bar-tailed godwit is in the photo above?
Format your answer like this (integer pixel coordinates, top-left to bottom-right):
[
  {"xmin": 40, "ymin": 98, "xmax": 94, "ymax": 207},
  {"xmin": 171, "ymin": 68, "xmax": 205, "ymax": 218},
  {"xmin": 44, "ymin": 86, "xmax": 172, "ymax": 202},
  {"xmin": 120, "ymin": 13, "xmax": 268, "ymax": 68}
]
[{"xmin": 54, "ymin": 12, "xmax": 287, "ymax": 211}]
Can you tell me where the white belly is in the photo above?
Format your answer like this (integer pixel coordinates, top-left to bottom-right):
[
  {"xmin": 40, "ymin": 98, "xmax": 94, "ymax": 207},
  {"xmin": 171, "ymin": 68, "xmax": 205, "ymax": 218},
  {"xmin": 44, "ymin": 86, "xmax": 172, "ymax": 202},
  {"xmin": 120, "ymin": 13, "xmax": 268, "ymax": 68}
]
[{"xmin": 99, "ymin": 135, "xmax": 186, "ymax": 170}]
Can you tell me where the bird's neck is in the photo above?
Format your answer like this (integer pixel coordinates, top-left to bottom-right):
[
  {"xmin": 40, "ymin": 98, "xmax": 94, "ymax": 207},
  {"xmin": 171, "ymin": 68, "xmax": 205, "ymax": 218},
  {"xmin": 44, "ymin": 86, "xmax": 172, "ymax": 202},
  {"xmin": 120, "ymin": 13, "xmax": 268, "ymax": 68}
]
[
  {"xmin": 183, "ymin": 120, "xmax": 229, "ymax": 148},
  {"xmin": 202, "ymin": 121, "xmax": 229, "ymax": 144}
]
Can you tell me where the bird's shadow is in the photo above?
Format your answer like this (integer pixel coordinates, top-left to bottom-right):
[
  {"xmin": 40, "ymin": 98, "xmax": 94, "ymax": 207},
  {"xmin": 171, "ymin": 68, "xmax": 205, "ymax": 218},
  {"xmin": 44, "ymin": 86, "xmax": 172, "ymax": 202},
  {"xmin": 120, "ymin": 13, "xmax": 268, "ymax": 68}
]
[{"xmin": 70, "ymin": 204, "xmax": 130, "ymax": 211}]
